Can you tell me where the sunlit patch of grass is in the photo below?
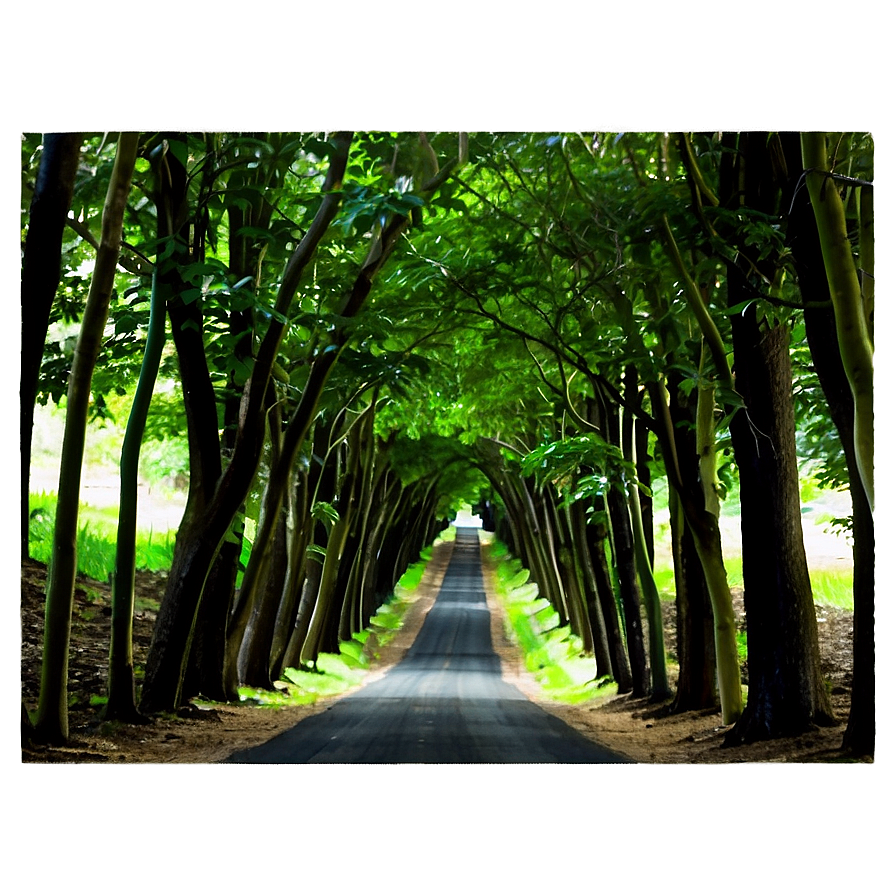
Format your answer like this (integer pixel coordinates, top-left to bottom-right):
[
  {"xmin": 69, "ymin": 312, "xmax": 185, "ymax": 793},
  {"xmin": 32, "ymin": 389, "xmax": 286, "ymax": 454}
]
[
  {"xmin": 488, "ymin": 542, "xmax": 618, "ymax": 704},
  {"xmin": 811, "ymin": 569, "xmax": 854, "ymax": 611},
  {"xmin": 246, "ymin": 542, "xmax": 441, "ymax": 707},
  {"xmin": 654, "ymin": 566, "xmax": 676, "ymax": 600},
  {"xmin": 28, "ymin": 491, "xmax": 175, "ymax": 579}
]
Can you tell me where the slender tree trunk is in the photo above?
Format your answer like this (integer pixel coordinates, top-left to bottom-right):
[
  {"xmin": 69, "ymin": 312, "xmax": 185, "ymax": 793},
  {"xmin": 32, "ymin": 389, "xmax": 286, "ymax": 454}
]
[
  {"xmin": 623, "ymin": 370, "xmax": 670, "ymax": 699},
  {"xmin": 801, "ymin": 133, "xmax": 874, "ymax": 511},
  {"xmin": 605, "ymin": 485, "xmax": 650, "ymax": 698},
  {"xmin": 33, "ymin": 134, "xmax": 139, "ymax": 744},
  {"xmin": 105, "ymin": 263, "xmax": 165, "ymax": 722},
  {"xmin": 647, "ymin": 378, "xmax": 743, "ymax": 723},
  {"xmin": 238, "ymin": 504, "xmax": 290, "ymax": 688},
  {"xmin": 634, "ymin": 417, "xmax": 655, "ymax": 568},
  {"xmin": 267, "ymin": 470, "xmax": 310, "ymax": 681},
  {"xmin": 280, "ymin": 522, "xmax": 328, "ymax": 672},
  {"xmin": 550, "ymin": 496, "xmax": 588, "ymax": 644},
  {"xmin": 586, "ymin": 516, "xmax": 633, "ymax": 693},
  {"xmin": 21, "ymin": 133, "xmax": 82, "ymax": 561},
  {"xmin": 668, "ymin": 485, "xmax": 717, "ymax": 712},
  {"xmin": 784, "ymin": 129, "xmax": 874, "ymax": 755},
  {"xmin": 300, "ymin": 455, "xmax": 359, "ymax": 663},
  {"xmin": 568, "ymin": 501, "xmax": 614, "ymax": 679}
]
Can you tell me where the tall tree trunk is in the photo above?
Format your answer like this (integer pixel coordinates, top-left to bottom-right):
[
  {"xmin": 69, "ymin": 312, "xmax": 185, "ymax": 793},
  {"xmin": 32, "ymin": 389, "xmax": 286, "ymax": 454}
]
[
  {"xmin": 726, "ymin": 319, "xmax": 835, "ymax": 743},
  {"xmin": 784, "ymin": 129, "xmax": 875, "ymax": 756},
  {"xmin": 238, "ymin": 504, "xmax": 290, "ymax": 688},
  {"xmin": 800, "ymin": 133, "xmax": 874, "ymax": 511},
  {"xmin": 105, "ymin": 263, "xmax": 165, "ymax": 722},
  {"xmin": 647, "ymin": 378, "xmax": 742, "ymax": 723},
  {"xmin": 623, "ymin": 369, "xmax": 670, "ymax": 699},
  {"xmin": 568, "ymin": 501, "xmax": 614, "ymax": 680},
  {"xmin": 602, "ymin": 401, "xmax": 650, "ymax": 698},
  {"xmin": 719, "ymin": 132, "xmax": 834, "ymax": 743},
  {"xmin": 586, "ymin": 515, "xmax": 633, "ymax": 693},
  {"xmin": 33, "ymin": 134, "xmax": 139, "ymax": 744},
  {"xmin": 267, "ymin": 462, "xmax": 316, "ymax": 680},
  {"xmin": 21, "ymin": 133, "xmax": 82, "ymax": 561},
  {"xmin": 551, "ymin": 497, "xmax": 589, "ymax": 644},
  {"xmin": 668, "ymin": 484, "xmax": 717, "ymax": 712},
  {"xmin": 185, "ymin": 153, "xmax": 269, "ymax": 700}
]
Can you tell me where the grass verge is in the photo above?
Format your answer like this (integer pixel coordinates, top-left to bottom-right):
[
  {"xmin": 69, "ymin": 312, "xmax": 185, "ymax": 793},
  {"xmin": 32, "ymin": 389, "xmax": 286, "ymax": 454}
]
[
  {"xmin": 485, "ymin": 538, "xmax": 616, "ymax": 705},
  {"xmin": 238, "ymin": 544, "xmax": 440, "ymax": 708}
]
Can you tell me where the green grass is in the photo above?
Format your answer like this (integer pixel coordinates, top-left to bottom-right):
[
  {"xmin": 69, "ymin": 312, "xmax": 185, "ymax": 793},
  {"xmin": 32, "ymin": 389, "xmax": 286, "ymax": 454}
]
[
  {"xmin": 28, "ymin": 491, "xmax": 175, "ymax": 580},
  {"xmin": 241, "ymin": 546, "xmax": 440, "ymax": 708},
  {"xmin": 654, "ymin": 558, "xmax": 853, "ymax": 611},
  {"xmin": 489, "ymin": 542, "xmax": 616, "ymax": 705},
  {"xmin": 810, "ymin": 568, "xmax": 854, "ymax": 610}
]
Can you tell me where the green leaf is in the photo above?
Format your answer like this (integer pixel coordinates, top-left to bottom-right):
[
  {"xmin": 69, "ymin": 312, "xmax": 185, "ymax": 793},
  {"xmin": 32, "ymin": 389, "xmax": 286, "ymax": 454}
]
[
  {"xmin": 311, "ymin": 501, "xmax": 340, "ymax": 528},
  {"xmin": 305, "ymin": 543, "xmax": 327, "ymax": 563},
  {"xmin": 180, "ymin": 288, "xmax": 204, "ymax": 305}
]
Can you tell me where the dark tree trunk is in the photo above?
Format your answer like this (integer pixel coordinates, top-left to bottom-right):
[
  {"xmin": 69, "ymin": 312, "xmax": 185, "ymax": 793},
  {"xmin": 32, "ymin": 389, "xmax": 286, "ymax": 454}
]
[
  {"xmin": 722, "ymin": 132, "xmax": 835, "ymax": 744},
  {"xmin": 182, "ymin": 536, "xmax": 241, "ymax": 701},
  {"xmin": 569, "ymin": 501, "xmax": 614, "ymax": 679},
  {"xmin": 726, "ymin": 319, "xmax": 835, "ymax": 742},
  {"xmin": 267, "ymin": 476, "xmax": 311, "ymax": 682},
  {"xmin": 668, "ymin": 488, "xmax": 717, "ymax": 712},
  {"xmin": 666, "ymin": 379, "xmax": 717, "ymax": 712},
  {"xmin": 586, "ymin": 517, "xmax": 633, "ymax": 693},
  {"xmin": 634, "ymin": 417, "xmax": 655, "ymax": 568},
  {"xmin": 279, "ymin": 516, "xmax": 329, "ymax": 673},
  {"xmin": 605, "ymin": 486, "xmax": 650, "ymax": 698},
  {"xmin": 238, "ymin": 506, "xmax": 290, "ymax": 688},
  {"xmin": 21, "ymin": 133, "xmax": 82, "ymax": 561}
]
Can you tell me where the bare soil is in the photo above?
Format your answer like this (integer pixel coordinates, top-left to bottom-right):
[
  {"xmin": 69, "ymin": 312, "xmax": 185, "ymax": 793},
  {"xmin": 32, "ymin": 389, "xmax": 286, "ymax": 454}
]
[{"xmin": 21, "ymin": 538, "xmax": 859, "ymax": 764}]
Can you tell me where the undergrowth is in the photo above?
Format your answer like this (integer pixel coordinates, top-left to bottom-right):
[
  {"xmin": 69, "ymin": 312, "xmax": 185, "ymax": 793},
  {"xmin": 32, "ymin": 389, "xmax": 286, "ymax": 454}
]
[
  {"xmin": 28, "ymin": 491, "xmax": 175, "ymax": 580},
  {"xmin": 485, "ymin": 538, "xmax": 616, "ymax": 705},
  {"xmin": 239, "ymin": 540, "xmax": 444, "ymax": 708}
]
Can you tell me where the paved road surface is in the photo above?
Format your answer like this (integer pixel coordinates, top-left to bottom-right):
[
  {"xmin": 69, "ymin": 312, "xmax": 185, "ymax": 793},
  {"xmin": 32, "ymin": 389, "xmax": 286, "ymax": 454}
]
[{"xmin": 226, "ymin": 529, "xmax": 631, "ymax": 763}]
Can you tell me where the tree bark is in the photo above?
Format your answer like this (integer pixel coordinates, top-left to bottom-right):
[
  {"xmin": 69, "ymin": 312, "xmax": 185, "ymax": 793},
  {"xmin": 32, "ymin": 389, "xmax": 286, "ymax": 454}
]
[
  {"xmin": 668, "ymin": 479, "xmax": 717, "ymax": 712},
  {"xmin": 21, "ymin": 133, "xmax": 82, "ymax": 561},
  {"xmin": 105, "ymin": 263, "xmax": 164, "ymax": 722},
  {"xmin": 586, "ymin": 516, "xmax": 633, "ymax": 693},
  {"xmin": 784, "ymin": 129, "xmax": 874, "ymax": 755},
  {"xmin": 33, "ymin": 134, "xmax": 139, "ymax": 744},
  {"xmin": 726, "ymin": 319, "xmax": 835, "ymax": 742},
  {"xmin": 801, "ymin": 133, "xmax": 874, "ymax": 510},
  {"xmin": 717, "ymin": 132, "xmax": 834, "ymax": 743}
]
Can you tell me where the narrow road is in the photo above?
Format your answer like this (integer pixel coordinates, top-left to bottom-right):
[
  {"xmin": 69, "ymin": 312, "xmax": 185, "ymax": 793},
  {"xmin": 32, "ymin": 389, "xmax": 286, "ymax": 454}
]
[{"xmin": 226, "ymin": 528, "xmax": 632, "ymax": 763}]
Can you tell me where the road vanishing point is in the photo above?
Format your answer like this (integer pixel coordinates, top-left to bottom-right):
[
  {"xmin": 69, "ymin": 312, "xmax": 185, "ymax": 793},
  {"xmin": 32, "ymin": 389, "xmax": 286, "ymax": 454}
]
[{"xmin": 226, "ymin": 528, "xmax": 632, "ymax": 763}]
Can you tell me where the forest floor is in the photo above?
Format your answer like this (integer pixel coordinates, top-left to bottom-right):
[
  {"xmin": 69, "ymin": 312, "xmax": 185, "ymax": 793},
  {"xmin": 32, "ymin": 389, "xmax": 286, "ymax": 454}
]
[{"xmin": 20, "ymin": 533, "xmax": 860, "ymax": 764}]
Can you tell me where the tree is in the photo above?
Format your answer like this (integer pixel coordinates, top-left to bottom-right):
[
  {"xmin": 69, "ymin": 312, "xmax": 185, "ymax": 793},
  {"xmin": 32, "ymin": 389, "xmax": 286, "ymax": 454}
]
[
  {"xmin": 21, "ymin": 133, "xmax": 83, "ymax": 561},
  {"xmin": 32, "ymin": 133, "xmax": 140, "ymax": 744},
  {"xmin": 139, "ymin": 133, "xmax": 355, "ymax": 713},
  {"xmin": 698, "ymin": 131, "xmax": 835, "ymax": 743},
  {"xmin": 783, "ymin": 131, "xmax": 875, "ymax": 756},
  {"xmin": 800, "ymin": 133, "xmax": 874, "ymax": 511}
]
